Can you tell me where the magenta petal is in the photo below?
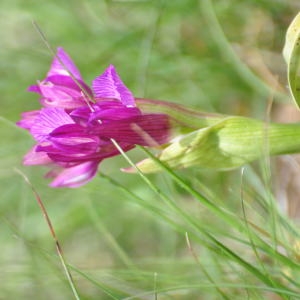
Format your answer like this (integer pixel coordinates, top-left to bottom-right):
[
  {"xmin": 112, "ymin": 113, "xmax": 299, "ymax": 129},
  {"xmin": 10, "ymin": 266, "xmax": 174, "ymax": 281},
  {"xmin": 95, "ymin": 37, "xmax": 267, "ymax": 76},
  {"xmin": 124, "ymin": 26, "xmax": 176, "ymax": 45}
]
[
  {"xmin": 48, "ymin": 124, "xmax": 100, "ymax": 155},
  {"xmin": 90, "ymin": 114, "xmax": 171, "ymax": 146},
  {"xmin": 28, "ymin": 85, "xmax": 41, "ymax": 94},
  {"xmin": 39, "ymin": 81, "xmax": 80, "ymax": 99},
  {"xmin": 90, "ymin": 107, "xmax": 141, "ymax": 122},
  {"xmin": 49, "ymin": 123, "xmax": 90, "ymax": 139},
  {"xmin": 16, "ymin": 110, "xmax": 40, "ymax": 130},
  {"xmin": 38, "ymin": 82, "xmax": 87, "ymax": 109},
  {"xmin": 94, "ymin": 100, "xmax": 124, "ymax": 109},
  {"xmin": 45, "ymin": 142, "xmax": 134, "ymax": 163},
  {"xmin": 30, "ymin": 107, "xmax": 75, "ymax": 142},
  {"xmin": 69, "ymin": 106, "xmax": 92, "ymax": 123},
  {"xmin": 47, "ymin": 47, "xmax": 82, "ymax": 80},
  {"xmin": 49, "ymin": 161, "xmax": 100, "ymax": 188},
  {"xmin": 46, "ymin": 75, "xmax": 92, "ymax": 95},
  {"xmin": 23, "ymin": 146, "xmax": 53, "ymax": 165},
  {"xmin": 70, "ymin": 100, "xmax": 127, "ymax": 124},
  {"xmin": 92, "ymin": 65, "xmax": 135, "ymax": 107}
]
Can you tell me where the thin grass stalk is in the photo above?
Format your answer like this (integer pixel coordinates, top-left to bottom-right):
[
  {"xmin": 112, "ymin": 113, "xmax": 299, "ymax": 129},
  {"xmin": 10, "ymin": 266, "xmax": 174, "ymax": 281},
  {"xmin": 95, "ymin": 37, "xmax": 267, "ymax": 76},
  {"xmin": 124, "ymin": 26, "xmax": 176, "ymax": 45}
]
[
  {"xmin": 135, "ymin": 148, "xmax": 299, "ymax": 297},
  {"xmin": 199, "ymin": 0, "xmax": 287, "ymax": 102},
  {"xmin": 111, "ymin": 141, "xmax": 295, "ymax": 297},
  {"xmin": 185, "ymin": 232, "xmax": 231, "ymax": 300},
  {"xmin": 15, "ymin": 169, "xmax": 81, "ymax": 300},
  {"xmin": 137, "ymin": 146, "xmax": 300, "ymax": 271}
]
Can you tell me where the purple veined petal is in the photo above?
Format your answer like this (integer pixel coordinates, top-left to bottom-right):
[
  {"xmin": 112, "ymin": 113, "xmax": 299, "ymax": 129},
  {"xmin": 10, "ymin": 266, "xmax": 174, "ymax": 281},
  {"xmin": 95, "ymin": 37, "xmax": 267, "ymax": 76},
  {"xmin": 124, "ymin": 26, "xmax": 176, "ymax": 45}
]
[
  {"xmin": 38, "ymin": 81, "xmax": 89, "ymax": 109},
  {"xmin": 69, "ymin": 101, "xmax": 139, "ymax": 125},
  {"xmin": 16, "ymin": 110, "xmax": 40, "ymax": 130},
  {"xmin": 40, "ymin": 97, "xmax": 88, "ymax": 110},
  {"xmin": 70, "ymin": 106, "xmax": 94, "ymax": 124},
  {"xmin": 38, "ymin": 143, "xmax": 99, "ymax": 159},
  {"xmin": 92, "ymin": 65, "xmax": 135, "ymax": 107},
  {"xmin": 50, "ymin": 137, "xmax": 99, "ymax": 155},
  {"xmin": 38, "ymin": 123, "xmax": 135, "ymax": 162},
  {"xmin": 49, "ymin": 161, "xmax": 100, "ymax": 188},
  {"xmin": 30, "ymin": 107, "xmax": 75, "ymax": 142},
  {"xmin": 49, "ymin": 123, "xmax": 92, "ymax": 139},
  {"xmin": 23, "ymin": 146, "xmax": 53, "ymax": 165},
  {"xmin": 39, "ymin": 81, "xmax": 74, "ymax": 99},
  {"xmin": 47, "ymin": 47, "xmax": 82, "ymax": 81},
  {"xmin": 89, "ymin": 114, "xmax": 172, "ymax": 146},
  {"xmin": 94, "ymin": 99, "xmax": 124, "ymax": 109},
  {"xmin": 47, "ymin": 124, "xmax": 100, "ymax": 155},
  {"xmin": 45, "ymin": 142, "xmax": 135, "ymax": 163},
  {"xmin": 89, "ymin": 107, "xmax": 141, "ymax": 123},
  {"xmin": 46, "ymin": 75, "xmax": 93, "ymax": 95}
]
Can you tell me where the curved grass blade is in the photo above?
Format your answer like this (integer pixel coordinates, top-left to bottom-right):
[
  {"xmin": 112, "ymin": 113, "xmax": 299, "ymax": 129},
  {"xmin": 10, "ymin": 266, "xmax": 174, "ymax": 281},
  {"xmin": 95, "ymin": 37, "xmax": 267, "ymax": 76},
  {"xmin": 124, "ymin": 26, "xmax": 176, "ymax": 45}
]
[{"xmin": 283, "ymin": 12, "xmax": 300, "ymax": 108}]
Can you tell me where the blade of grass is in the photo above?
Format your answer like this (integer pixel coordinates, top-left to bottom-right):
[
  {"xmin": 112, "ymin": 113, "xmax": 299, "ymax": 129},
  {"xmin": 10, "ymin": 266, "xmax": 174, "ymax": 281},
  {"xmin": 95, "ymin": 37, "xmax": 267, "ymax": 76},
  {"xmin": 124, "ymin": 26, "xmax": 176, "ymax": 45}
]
[
  {"xmin": 199, "ymin": 0, "xmax": 287, "ymax": 102},
  {"xmin": 135, "ymin": 0, "xmax": 165, "ymax": 96},
  {"xmin": 185, "ymin": 232, "xmax": 231, "ymax": 300},
  {"xmin": 204, "ymin": 231, "xmax": 291, "ymax": 300},
  {"xmin": 85, "ymin": 198, "xmax": 134, "ymax": 268},
  {"xmin": 137, "ymin": 146, "xmax": 300, "ymax": 271},
  {"xmin": 113, "ymin": 141, "xmax": 296, "ymax": 296},
  {"xmin": 15, "ymin": 169, "xmax": 81, "ymax": 300},
  {"xmin": 139, "ymin": 147, "xmax": 300, "ymax": 296},
  {"xmin": 137, "ymin": 146, "xmax": 241, "ymax": 228},
  {"xmin": 123, "ymin": 282, "xmax": 300, "ymax": 299},
  {"xmin": 68, "ymin": 265, "xmax": 129, "ymax": 300},
  {"xmin": 240, "ymin": 168, "xmax": 278, "ymax": 291}
]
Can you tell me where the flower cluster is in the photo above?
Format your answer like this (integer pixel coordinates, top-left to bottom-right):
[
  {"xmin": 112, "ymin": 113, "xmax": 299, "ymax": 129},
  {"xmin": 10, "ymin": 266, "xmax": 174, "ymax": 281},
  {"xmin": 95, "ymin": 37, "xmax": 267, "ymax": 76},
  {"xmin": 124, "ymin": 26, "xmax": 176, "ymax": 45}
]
[{"xmin": 17, "ymin": 48, "xmax": 171, "ymax": 187}]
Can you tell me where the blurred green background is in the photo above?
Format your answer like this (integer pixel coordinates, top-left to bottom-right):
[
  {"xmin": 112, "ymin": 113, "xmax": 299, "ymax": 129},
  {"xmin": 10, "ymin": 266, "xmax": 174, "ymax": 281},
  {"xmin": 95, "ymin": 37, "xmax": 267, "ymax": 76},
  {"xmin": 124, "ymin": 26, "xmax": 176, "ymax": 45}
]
[{"xmin": 1, "ymin": 0, "xmax": 300, "ymax": 299}]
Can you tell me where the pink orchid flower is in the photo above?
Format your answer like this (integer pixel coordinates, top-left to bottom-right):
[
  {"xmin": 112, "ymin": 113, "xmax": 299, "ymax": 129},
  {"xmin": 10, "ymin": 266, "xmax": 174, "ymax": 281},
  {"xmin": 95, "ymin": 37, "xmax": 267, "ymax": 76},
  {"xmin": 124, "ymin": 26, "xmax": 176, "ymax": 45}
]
[{"xmin": 17, "ymin": 48, "xmax": 172, "ymax": 188}]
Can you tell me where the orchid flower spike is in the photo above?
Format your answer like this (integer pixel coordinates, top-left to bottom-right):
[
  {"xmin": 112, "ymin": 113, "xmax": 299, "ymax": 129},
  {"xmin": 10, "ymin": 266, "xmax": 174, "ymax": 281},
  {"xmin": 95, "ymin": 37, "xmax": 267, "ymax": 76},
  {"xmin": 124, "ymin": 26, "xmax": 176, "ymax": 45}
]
[{"xmin": 17, "ymin": 48, "xmax": 173, "ymax": 187}]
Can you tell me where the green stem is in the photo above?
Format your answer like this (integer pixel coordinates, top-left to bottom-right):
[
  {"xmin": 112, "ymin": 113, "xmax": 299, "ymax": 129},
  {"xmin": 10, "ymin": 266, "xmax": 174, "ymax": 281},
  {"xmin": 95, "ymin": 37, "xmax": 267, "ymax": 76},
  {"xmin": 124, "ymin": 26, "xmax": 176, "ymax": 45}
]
[{"xmin": 268, "ymin": 122, "xmax": 300, "ymax": 155}]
